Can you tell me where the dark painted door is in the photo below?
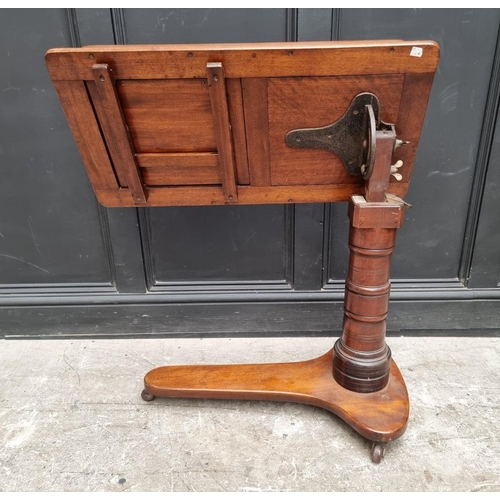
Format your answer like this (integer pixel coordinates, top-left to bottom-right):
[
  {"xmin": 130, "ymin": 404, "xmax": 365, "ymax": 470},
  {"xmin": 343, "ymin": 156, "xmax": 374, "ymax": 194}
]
[{"xmin": 1, "ymin": 8, "xmax": 499, "ymax": 337}]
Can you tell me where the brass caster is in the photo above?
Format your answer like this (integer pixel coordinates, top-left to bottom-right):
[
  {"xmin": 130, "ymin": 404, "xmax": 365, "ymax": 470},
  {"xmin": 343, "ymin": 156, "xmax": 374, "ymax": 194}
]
[
  {"xmin": 371, "ymin": 442, "xmax": 386, "ymax": 464},
  {"xmin": 141, "ymin": 389, "xmax": 155, "ymax": 402}
]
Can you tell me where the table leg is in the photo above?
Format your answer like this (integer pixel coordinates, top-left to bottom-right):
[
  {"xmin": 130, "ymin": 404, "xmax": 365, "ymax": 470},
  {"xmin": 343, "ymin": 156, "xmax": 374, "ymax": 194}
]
[{"xmin": 141, "ymin": 196, "xmax": 410, "ymax": 462}]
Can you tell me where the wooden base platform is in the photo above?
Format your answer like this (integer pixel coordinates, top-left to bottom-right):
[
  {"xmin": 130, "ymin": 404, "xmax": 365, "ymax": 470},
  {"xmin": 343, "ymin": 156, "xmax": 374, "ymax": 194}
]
[{"xmin": 142, "ymin": 349, "xmax": 409, "ymax": 462}]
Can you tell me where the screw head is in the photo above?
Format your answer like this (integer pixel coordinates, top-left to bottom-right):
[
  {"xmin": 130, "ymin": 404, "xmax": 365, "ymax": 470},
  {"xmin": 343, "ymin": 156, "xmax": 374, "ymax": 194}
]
[
  {"xmin": 213, "ymin": 75, "xmax": 219, "ymax": 82},
  {"xmin": 99, "ymin": 75, "xmax": 105, "ymax": 81}
]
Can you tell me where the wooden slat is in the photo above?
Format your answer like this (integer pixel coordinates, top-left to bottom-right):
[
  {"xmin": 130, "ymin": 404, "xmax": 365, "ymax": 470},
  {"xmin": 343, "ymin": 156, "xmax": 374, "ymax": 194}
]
[
  {"xmin": 206, "ymin": 62, "xmax": 237, "ymax": 202},
  {"xmin": 45, "ymin": 41, "xmax": 440, "ymax": 81},
  {"xmin": 86, "ymin": 81, "xmax": 128, "ymax": 187},
  {"xmin": 51, "ymin": 80, "xmax": 118, "ymax": 191},
  {"xmin": 226, "ymin": 78, "xmax": 250, "ymax": 185},
  {"xmin": 135, "ymin": 153, "xmax": 218, "ymax": 169},
  {"xmin": 242, "ymin": 78, "xmax": 271, "ymax": 186},
  {"xmin": 91, "ymin": 63, "xmax": 146, "ymax": 204},
  {"xmin": 141, "ymin": 166, "xmax": 221, "ymax": 186},
  {"xmin": 136, "ymin": 153, "xmax": 221, "ymax": 185},
  {"xmin": 94, "ymin": 183, "xmax": 409, "ymax": 208}
]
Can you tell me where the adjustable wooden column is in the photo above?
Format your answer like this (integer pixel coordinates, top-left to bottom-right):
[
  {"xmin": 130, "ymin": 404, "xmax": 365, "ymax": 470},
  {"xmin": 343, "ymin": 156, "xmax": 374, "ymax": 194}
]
[
  {"xmin": 334, "ymin": 128, "xmax": 405, "ymax": 394},
  {"xmin": 141, "ymin": 122, "xmax": 409, "ymax": 464},
  {"xmin": 334, "ymin": 197, "xmax": 404, "ymax": 393},
  {"xmin": 45, "ymin": 40, "xmax": 439, "ymax": 463}
]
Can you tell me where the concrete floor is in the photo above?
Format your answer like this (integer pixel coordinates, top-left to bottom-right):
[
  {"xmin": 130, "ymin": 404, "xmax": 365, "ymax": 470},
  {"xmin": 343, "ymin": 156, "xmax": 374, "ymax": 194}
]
[{"xmin": 0, "ymin": 336, "xmax": 499, "ymax": 492}]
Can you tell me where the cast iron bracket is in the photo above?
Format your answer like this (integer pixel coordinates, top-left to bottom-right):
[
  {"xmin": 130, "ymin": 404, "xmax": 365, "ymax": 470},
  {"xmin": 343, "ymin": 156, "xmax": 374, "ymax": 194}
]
[{"xmin": 285, "ymin": 92, "xmax": 395, "ymax": 178}]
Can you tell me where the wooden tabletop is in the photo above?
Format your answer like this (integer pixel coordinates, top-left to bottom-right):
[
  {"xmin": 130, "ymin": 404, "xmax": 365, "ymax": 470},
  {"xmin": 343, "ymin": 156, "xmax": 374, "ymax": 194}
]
[{"xmin": 46, "ymin": 41, "xmax": 439, "ymax": 207}]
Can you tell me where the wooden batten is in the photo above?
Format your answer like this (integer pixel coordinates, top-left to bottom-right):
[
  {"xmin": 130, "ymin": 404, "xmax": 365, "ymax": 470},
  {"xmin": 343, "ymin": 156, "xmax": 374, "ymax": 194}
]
[
  {"xmin": 91, "ymin": 64, "xmax": 146, "ymax": 205},
  {"xmin": 136, "ymin": 153, "xmax": 221, "ymax": 186},
  {"xmin": 45, "ymin": 41, "xmax": 440, "ymax": 81},
  {"xmin": 206, "ymin": 62, "xmax": 238, "ymax": 202}
]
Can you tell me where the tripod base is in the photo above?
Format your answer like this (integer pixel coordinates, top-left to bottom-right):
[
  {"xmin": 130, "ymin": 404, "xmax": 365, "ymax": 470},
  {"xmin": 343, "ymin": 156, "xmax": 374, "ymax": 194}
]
[{"xmin": 142, "ymin": 349, "xmax": 409, "ymax": 461}]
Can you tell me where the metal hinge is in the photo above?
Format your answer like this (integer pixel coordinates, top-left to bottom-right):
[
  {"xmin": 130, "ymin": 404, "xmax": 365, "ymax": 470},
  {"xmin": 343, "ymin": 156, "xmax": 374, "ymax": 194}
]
[{"xmin": 285, "ymin": 92, "xmax": 401, "ymax": 178}]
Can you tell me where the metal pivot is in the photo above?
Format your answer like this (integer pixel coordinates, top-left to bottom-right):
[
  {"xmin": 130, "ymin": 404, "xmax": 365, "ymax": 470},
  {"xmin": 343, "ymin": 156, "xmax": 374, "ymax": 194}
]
[{"xmin": 285, "ymin": 92, "xmax": 396, "ymax": 178}]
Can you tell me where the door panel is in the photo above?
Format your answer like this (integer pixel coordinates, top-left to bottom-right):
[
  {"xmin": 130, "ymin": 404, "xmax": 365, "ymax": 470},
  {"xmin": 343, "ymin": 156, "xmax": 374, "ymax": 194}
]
[
  {"xmin": 122, "ymin": 8, "xmax": 288, "ymax": 44},
  {"xmin": 0, "ymin": 9, "xmax": 113, "ymax": 287},
  {"xmin": 121, "ymin": 8, "xmax": 293, "ymax": 289},
  {"xmin": 327, "ymin": 8, "xmax": 500, "ymax": 282},
  {"xmin": 143, "ymin": 205, "xmax": 291, "ymax": 287},
  {"xmin": 2, "ymin": 8, "xmax": 500, "ymax": 338}
]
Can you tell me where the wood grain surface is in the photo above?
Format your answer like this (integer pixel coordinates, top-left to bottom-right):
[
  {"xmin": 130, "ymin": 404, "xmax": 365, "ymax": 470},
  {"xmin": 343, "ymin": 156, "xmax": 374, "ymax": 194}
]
[
  {"xmin": 46, "ymin": 40, "xmax": 439, "ymax": 80},
  {"xmin": 47, "ymin": 41, "xmax": 439, "ymax": 206},
  {"xmin": 268, "ymin": 75, "xmax": 404, "ymax": 186},
  {"xmin": 206, "ymin": 62, "xmax": 237, "ymax": 202},
  {"xmin": 91, "ymin": 64, "xmax": 146, "ymax": 204},
  {"xmin": 144, "ymin": 349, "xmax": 409, "ymax": 443}
]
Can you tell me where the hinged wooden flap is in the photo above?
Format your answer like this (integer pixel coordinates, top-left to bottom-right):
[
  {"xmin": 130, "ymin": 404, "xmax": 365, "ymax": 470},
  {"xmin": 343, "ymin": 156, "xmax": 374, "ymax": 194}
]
[{"xmin": 46, "ymin": 40, "xmax": 439, "ymax": 208}]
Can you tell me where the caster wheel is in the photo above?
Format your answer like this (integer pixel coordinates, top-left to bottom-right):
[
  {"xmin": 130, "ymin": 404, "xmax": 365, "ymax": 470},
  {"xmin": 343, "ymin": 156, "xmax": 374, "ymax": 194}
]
[
  {"xmin": 141, "ymin": 389, "xmax": 155, "ymax": 402},
  {"xmin": 370, "ymin": 443, "xmax": 385, "ymax": 464}
]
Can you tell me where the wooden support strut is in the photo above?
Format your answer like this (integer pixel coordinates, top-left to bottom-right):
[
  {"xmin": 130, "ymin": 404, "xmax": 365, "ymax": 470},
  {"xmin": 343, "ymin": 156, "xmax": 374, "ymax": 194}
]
[
  {"xmin": 206, "ymin": 62, "xmax": 238, "ymax": 203},
  {"xmin": 333, "ymin": 127, "xmax": 405, "ymax": 393},
  {"xmin": 91, "ymin": 64, "xmax": 147, "ymax": 205}
]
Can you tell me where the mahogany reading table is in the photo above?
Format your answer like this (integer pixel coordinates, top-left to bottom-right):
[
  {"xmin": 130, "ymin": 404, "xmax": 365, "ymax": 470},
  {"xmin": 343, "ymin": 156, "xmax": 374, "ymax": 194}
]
[{"xmin": 46, "ymin": 40, "xmax": 439, "ymax": 462}]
